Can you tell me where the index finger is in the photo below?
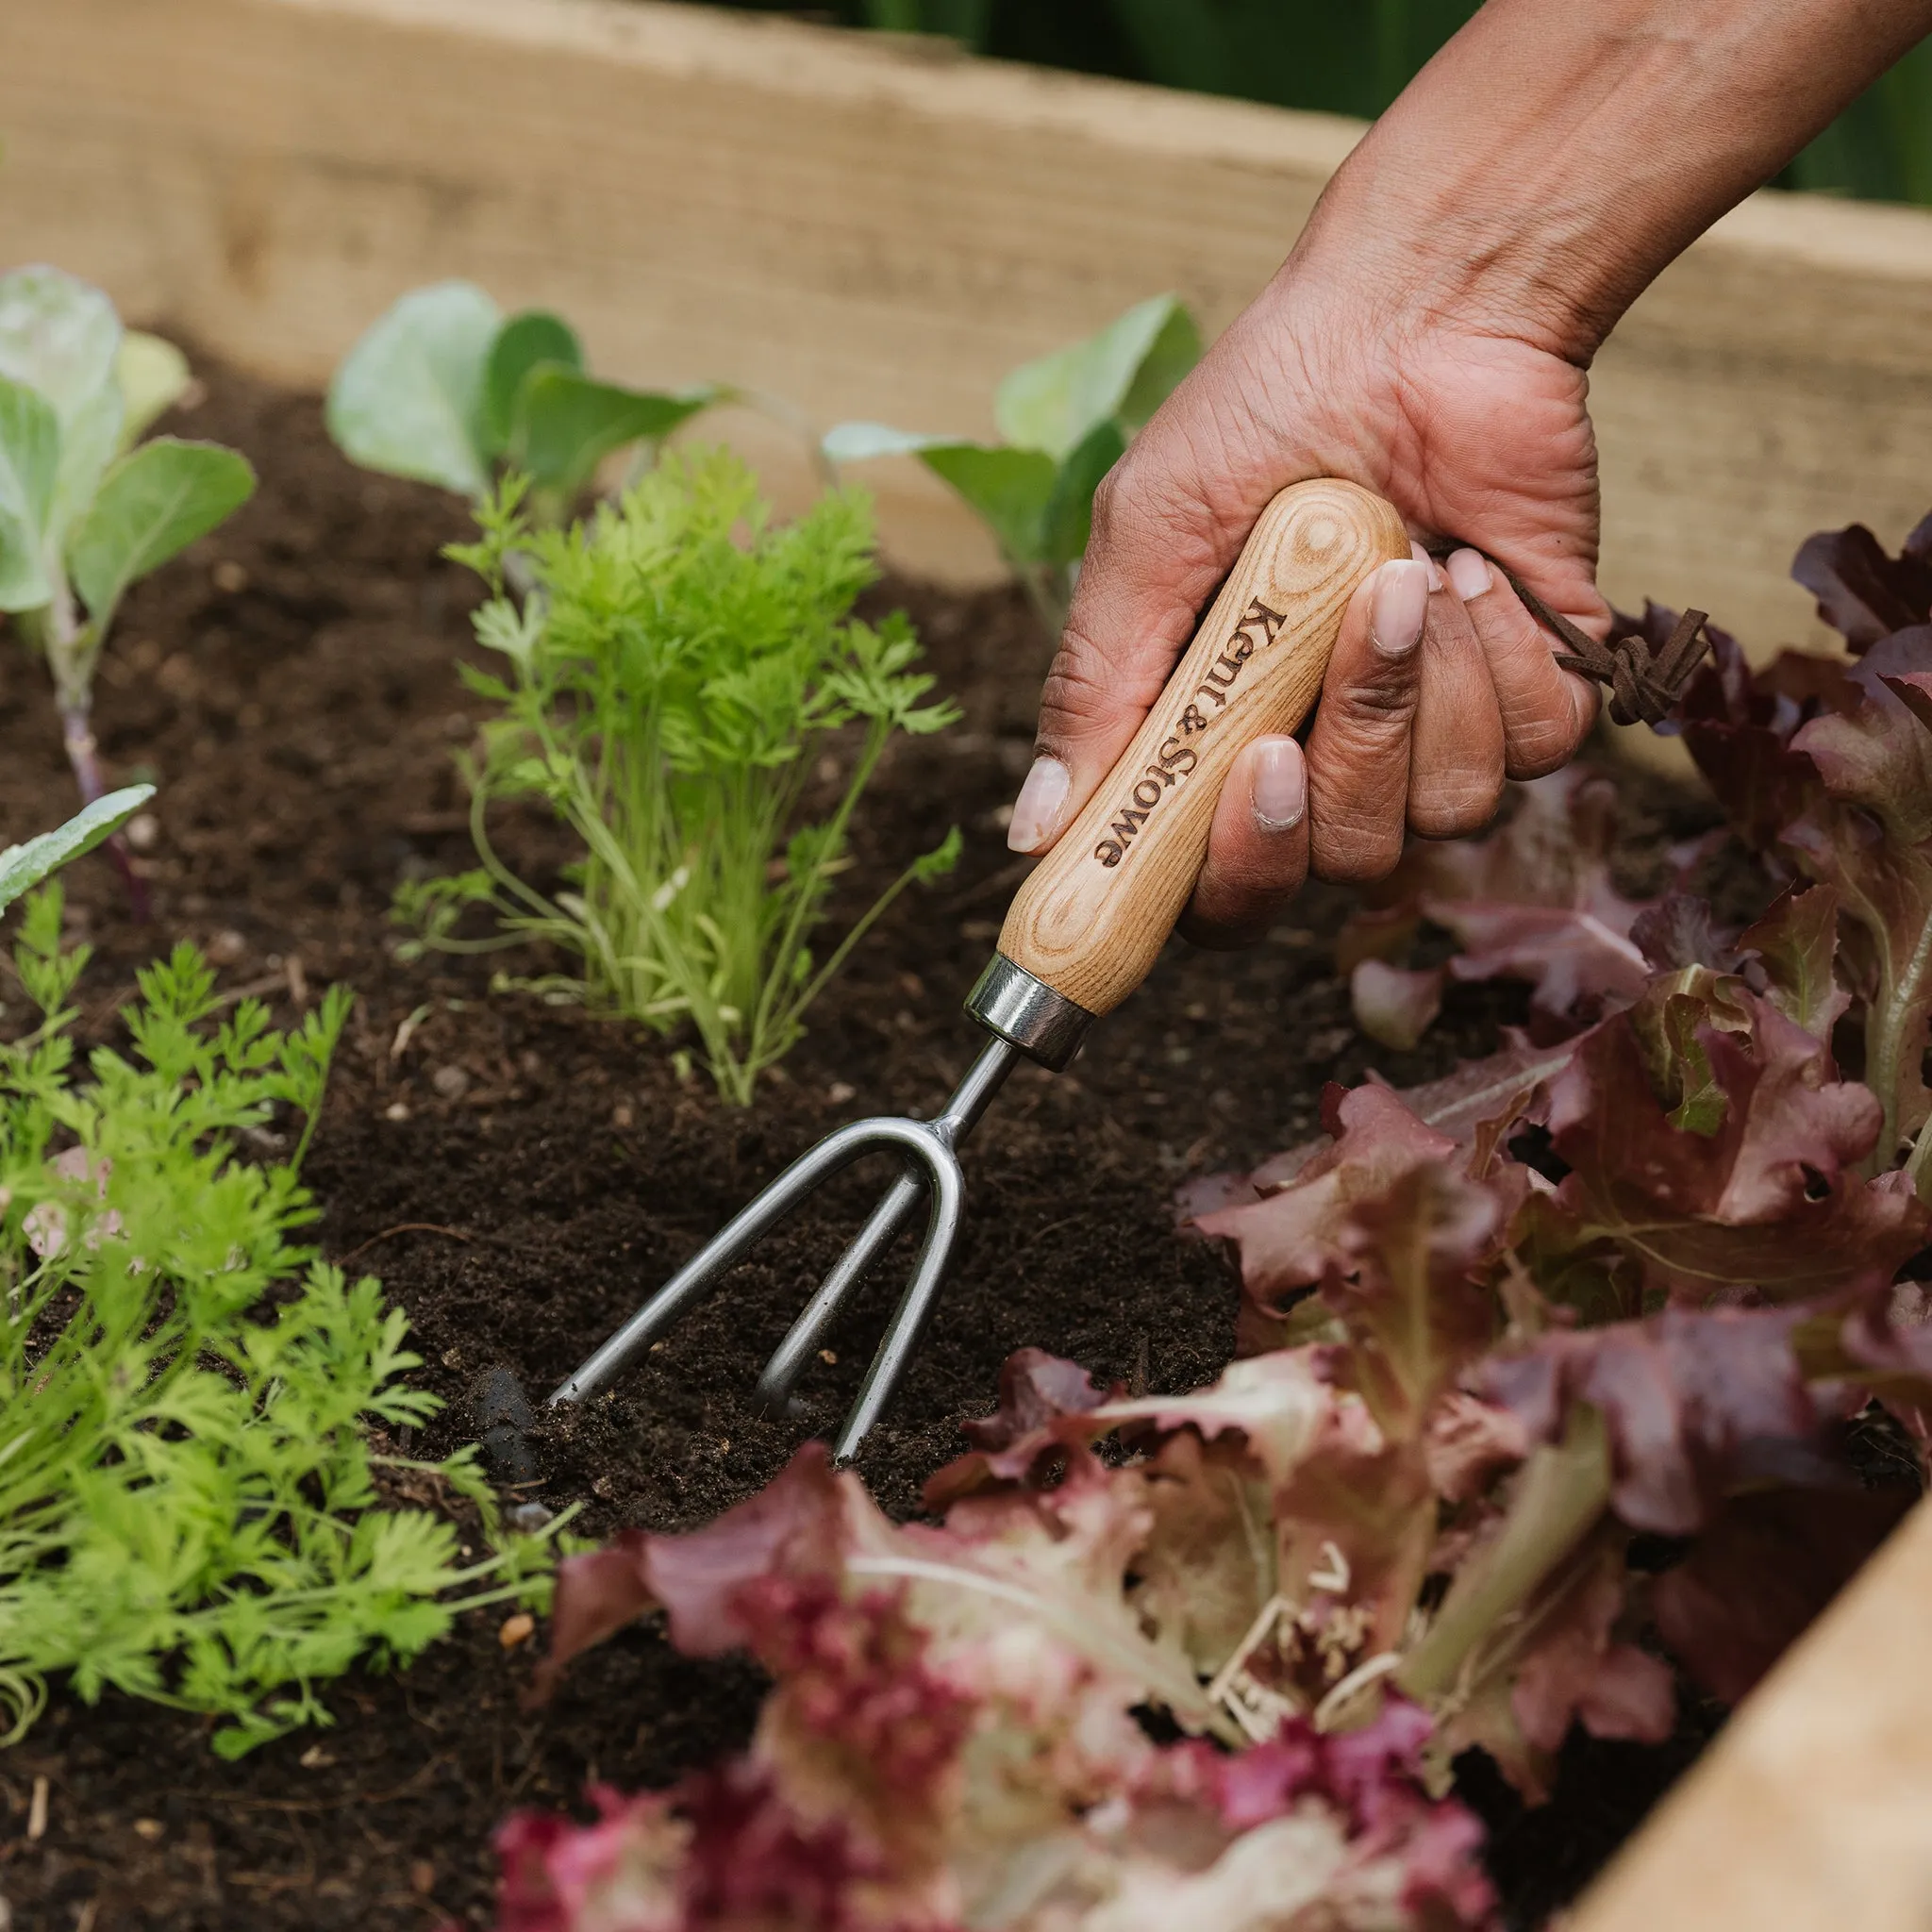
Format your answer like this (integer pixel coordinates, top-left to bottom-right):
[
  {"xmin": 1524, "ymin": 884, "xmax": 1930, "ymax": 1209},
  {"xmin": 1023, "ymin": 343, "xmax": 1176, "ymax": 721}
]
[{"xmin": 1009, "ymin": 369, "xmax": 1294, "ymax": 855}]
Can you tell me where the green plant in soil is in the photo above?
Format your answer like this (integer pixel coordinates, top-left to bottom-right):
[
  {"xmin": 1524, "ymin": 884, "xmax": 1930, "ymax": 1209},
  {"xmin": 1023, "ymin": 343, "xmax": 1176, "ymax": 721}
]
[
  {"xmin": 0, "ymin": 266, "xmax": 256, "ymax": 915},
  {"xmin": 824, "ymin": 292, "xmax": 1199, "ymax": 634},
  {"xmin": 327, "ymin": 281, "xmax": 751, "ymax": 534},
  {"xmin": 0, "ymin": 850, "xmax": 557, "ymax": 1757},
  {"xmin": 398, "ymin": 450, "xmax": 961, "ymax": 1106}
]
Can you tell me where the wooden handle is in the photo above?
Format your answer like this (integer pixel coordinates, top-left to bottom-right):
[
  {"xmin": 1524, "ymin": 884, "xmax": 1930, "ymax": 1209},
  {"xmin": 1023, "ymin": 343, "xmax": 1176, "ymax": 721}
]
[{"xmin": 999, "ymin": 478, "xmax": 1408, "ymax": 1015}]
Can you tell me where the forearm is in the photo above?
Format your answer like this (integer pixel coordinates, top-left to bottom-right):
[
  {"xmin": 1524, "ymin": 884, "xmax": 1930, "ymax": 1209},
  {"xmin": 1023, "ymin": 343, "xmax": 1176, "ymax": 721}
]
[{"xmin": 1305, "ymin": 0, "xmax": 1932, "ymax": 358}]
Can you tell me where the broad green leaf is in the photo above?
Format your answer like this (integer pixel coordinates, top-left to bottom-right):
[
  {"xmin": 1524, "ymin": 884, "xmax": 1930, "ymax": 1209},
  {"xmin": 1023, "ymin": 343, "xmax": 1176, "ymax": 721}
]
[
  {"xmin": 1041, "ymin": 418, "xmax": 1125, "ymax": 566},
  {"xmin": 822, "ymin": 420, "xmax": 946, "ymax": 463},
  {"xmin": 481, "ymin": 311, "xmax": 581, "ymax": 458},
  {"xmin": 68, "ymin": 438, "xmax": 257, "ymax": 626},
  {"xmin": 0, "ymin": 784, "xmax": 154, "ymax": 913},
  {"xmin": 325, "ymin": 281, "xmax": 500, "ymax": 496},
  {"xmin": 0, "ymin": 375, "xmax": 59, "ymax": 611},
  {"xmin": 0, "ymin": 266, "xmax": 121, "ymax": 425},
  {"xmin": 994, "ymin": 293, "xmax": 1192, "ymax": 459},
  {"xmin": 1115, "ymin": 300, "xmax": 1201, "ymax": 437},
  {"xmin": 510, "ymin": 367, "xmax": 714, "ymax": 498},
  {"xmin": 114, "ymin": 332, "xmax": 192, "ymax": 451},
  {"xmin": 48, "ymin": 382, "xmax": 125, "ymax": 558},
  {"xmin": 826, "ymin": 419, "xmax": 1067, "ymax": 564},
  {"xmin": 918, "ymin": 442, "xmax": 1058, "ymax": 566}
]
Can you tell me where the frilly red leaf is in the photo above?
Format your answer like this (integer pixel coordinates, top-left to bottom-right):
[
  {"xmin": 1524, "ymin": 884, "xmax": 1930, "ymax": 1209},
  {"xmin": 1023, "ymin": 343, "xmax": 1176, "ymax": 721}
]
[
  {"xmin": 1738, "ymin": 883, "xmax": 1846, "ymax": 1041},
  {"xmin": 1790, "ymin": 512, "xmax": 1932, "ymax": 651},
  {"xmin": 1540, "ymin": 992, "xmax": 1925, "ymax": 1306},
  {"xmin": 1650, "ymin": 1487, "xmax": 1913, "ymax": 1704},
  {"xmin": 1508, "ymin": 1543, "xmax": 1675, "ymax": 1756},
  {"xmin": 1478, "ymin": 1305, "xmax": 1816, "ymax": 1536},
  {"xmin": 958, "ymin": 1346, "xmax": 1112, "ymax": 1451},
  {"xmin": 1341, "ymin": 770, "xmax": 1657, "ymax": 1038},
  {"xmin": 1190, "ymin": 1084, "xmax": 1458, "ymax": 1350},
  {"xmin": 536, "ymin": 1446, "xmax": 851, "ymax": 1696}
]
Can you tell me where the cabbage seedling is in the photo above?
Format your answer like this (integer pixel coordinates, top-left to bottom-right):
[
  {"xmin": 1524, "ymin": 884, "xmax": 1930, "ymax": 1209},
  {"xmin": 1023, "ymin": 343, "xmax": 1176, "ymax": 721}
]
[
  {"xmin": 0, "ymin": 267, "xmax": 256, "ymax": 913},
  {"xmin": 326, "ymin": 282, "xmax": 726, "ymax": 530},
  {"xmin": 824, "ymin": 292, "xmax": 1199, "ymax": 633}
]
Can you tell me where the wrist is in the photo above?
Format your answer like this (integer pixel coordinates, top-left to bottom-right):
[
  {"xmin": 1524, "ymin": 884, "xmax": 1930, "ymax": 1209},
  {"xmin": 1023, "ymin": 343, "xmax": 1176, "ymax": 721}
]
[
  {"xmin": 1287, "ymin": 0, "xmax": 1932, "ymax": 369},
  {"xmin": 1287, "ymin": 158, "xmax": 1618, "ymax": 369}
]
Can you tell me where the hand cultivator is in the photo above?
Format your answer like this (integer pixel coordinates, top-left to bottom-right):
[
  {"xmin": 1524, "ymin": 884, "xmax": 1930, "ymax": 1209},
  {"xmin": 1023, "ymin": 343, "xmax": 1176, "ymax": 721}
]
[{"xmin": 550, "ymin": 479, "xmax": 1408, "ymax": 1457}]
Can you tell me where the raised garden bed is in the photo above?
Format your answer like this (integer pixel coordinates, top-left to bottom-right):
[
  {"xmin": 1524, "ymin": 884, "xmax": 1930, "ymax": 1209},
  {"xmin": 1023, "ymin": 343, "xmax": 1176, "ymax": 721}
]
[
  {"xmin": 0, "ymin": 365, "xmax": 1751, "ymax": 1931},
  {"xmin": 8, "ymin": 0, "xmax": 1932, "ymax": 654}
]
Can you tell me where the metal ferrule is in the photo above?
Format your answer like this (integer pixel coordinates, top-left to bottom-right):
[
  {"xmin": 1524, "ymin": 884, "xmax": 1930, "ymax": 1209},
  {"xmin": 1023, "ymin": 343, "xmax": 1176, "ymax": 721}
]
[{"xmin": 963, "ymin": 953, "xmax": 1092, "ymax": 1072}]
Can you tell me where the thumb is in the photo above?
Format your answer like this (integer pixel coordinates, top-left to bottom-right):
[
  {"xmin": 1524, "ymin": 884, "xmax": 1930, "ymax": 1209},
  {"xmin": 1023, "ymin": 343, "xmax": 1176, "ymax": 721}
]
[{"xmin": 1008, "ymin": 421, "xmax": 1274, "ymax": 856}]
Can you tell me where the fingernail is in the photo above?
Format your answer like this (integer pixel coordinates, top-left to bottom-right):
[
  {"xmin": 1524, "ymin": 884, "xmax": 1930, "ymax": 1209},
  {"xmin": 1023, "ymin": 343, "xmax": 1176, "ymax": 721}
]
[
  {"xmin": 1372, "ymin": 559, "xmax": 1429, "ymax": 658},
  {"xmin": 1251, "ymin": 738, "xmax": 1305, "ymax": 832},
  {"xmin": 1446, "ymin": 547, "xmax": 1492, "ymax": 602},
  {"xmin": 1409, "ymin": 540, "xmax": 1443, "ymax": 591},
  {"xmin": 1008, "ymin": 755, "xmax": 1070, "ymax": 853}
]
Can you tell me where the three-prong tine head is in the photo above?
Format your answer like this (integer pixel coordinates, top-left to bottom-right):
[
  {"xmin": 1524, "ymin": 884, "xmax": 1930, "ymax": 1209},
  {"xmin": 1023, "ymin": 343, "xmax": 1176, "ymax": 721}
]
[{"xmin": 547, "ymin": 1035, "xmax": 1018, "ymax": 1460}]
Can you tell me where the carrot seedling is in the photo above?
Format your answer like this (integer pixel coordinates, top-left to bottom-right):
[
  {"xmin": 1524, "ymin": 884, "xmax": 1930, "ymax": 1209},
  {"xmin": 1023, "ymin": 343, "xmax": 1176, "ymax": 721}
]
[
  {"xmin": 399, "ymin": 451, "xmax": 960, "ymax": 1105},
  {"xmin": 0, "ymin": 827, "xmax": 558, "ymax": 1757}
]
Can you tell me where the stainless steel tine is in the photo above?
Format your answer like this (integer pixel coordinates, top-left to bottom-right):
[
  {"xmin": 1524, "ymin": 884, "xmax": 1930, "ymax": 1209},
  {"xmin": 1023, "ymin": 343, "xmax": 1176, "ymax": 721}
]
[
  {"xmin": 753, "ymin": 1163, "xmax": 927, "ymax": 1416},
  {"xmin": 832, "ymin": 1144, "xmax": 965, "ymax": 1462},
  {"xmin": 547, "ymin": 1114, "xmax": 924, "ymax": 1407},
  {"xmin": 758, "ymin": 1032, "xmax": 1024, "ymax": 1422},
  {"xmin": 551, "ymin": 1034, "xmax": 1024, "ymax": 1450}
]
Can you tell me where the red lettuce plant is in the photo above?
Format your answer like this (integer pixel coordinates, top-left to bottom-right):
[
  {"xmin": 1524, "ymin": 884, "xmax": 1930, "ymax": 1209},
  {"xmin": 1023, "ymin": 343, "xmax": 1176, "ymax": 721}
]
[
  {"xmin": 1182, "ymin": 509, "xmax": 1932, "ymax": 1790},
  {"xmin": 501, "ymin": 1421, "xmax": 1497, "ymax": 1929},
  {"xmin": 482, "ymin": 511, "xmax": 1932, "ymax": 1926}
]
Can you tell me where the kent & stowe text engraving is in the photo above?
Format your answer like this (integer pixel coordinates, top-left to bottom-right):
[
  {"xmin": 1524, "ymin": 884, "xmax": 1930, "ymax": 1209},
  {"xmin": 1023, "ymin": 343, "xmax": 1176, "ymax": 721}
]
[{"xmin": 1091, "ymin": 597, "xmax": 1289, "ymax": 868}]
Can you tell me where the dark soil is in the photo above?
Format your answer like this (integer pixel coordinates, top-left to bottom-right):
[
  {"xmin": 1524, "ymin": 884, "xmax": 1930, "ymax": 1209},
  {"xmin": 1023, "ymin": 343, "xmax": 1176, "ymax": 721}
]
[{"xmin": 0, "ymin": 367, "xmax": 1735, "ymax": 1930}]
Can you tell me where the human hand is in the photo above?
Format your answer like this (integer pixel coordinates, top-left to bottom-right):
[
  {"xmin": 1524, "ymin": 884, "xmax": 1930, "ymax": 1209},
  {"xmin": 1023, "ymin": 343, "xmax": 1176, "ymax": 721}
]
[
  {"xmin": 1003, "ymin": 0, "xmax": 1932, "ymax": 952},
  {"xmin": 1004, "ymin": 248, "xmax": 1604, "ymax": 948}
]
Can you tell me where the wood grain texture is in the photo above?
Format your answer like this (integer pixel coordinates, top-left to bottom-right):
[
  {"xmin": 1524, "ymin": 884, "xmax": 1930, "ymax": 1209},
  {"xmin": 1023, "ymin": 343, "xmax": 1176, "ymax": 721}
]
[
  {"xmin": 2, "ymin": 0, "xmax": 1929, "ymax": 667},
  {"xmin": 1571, "ymin": 1492, "xmax": 1932, "ymax": 1932},
  {"xmin": 997, "ymin": 481, "xmax": 1407, "ymax": 1013}
]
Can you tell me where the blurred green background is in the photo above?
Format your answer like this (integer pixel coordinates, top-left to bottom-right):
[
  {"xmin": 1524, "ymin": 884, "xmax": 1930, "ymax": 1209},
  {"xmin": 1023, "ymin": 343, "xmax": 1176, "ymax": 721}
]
[{"xmin": 714, "ymin": 0, "xmax": 1932, "ymax": 207}]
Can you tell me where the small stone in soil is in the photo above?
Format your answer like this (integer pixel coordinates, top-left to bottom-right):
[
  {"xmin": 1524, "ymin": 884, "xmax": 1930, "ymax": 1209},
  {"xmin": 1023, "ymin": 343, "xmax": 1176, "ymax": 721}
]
[
  {"xmin": 498, "ymin": 1613, "xmax": 536, "ymax": 1649},
  {"xmin": 208, "ymin": 928, "xmax": 247, "ymax": 965},
  {"xmin": 474, "ymin": 1367, "xmax": 541, "ymax": 1483},
  {"xmin": 133, "ymin": 1817, "xmax": 164, "ymax": 1840},
  {"xmin": 432, "ymin": 1064, "xmax": 471, "ymax": 1100},
  {"xmin": 474, "ymin": 1368, "xmax": 538, "ymax": 1433},
  {"xmin": 384, "ymin": 1101, "xmax": 410, "ymax": 1122}
]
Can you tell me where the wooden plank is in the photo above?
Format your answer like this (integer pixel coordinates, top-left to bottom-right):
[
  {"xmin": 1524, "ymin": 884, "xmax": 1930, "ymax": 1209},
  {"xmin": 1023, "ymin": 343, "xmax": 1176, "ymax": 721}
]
[
  {"xmin": 0, "ymin": 0, "xmax": 1355, "ymax": 590},
  {"xmin": 3, "ymin": 0, "xmax": 1929, "ymax": 664},
  {"xmin": 1572, "ymin": 1491, "xmax": 1932, "ymax": 1931}
]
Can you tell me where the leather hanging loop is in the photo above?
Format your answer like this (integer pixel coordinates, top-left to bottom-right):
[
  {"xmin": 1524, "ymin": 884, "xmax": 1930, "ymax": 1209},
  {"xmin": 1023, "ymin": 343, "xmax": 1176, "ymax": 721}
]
[{"xmin": 1426, "ymin": 541, "xmax": 1711, "ymax": 726}]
